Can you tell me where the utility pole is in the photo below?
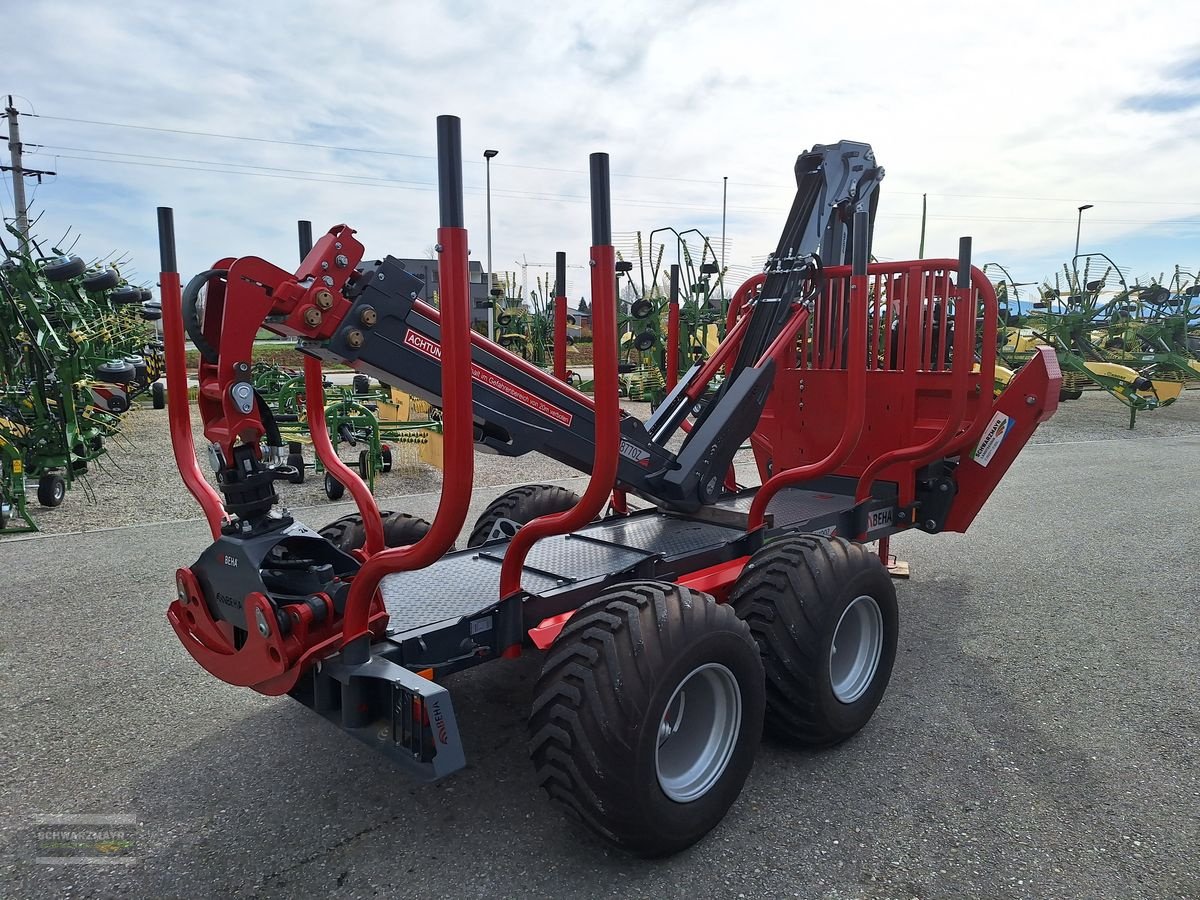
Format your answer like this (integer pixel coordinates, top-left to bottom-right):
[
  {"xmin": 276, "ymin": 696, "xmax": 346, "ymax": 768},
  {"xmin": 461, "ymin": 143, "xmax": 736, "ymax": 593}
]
[
  {"xmin": 3, "ymin": 97, "xmax": 54, "ymax": 254},
  {"xmin": 918, "ymin": 193, "xmax": 927, "ymax": 259},
  {"xmin": 720, "ymin": 175, "xmax": 728, "ymax": 283},
  {"xmin": 1074, "ymin": 204, "xmax": 1093, "ymax": 259},
  {"xmin": 484, "ymin": 148, "xmax": 499, "ymax": 342}
]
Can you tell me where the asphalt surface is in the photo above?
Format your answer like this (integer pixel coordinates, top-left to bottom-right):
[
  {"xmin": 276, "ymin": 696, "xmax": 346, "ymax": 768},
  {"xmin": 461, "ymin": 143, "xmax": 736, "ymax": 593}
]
[{"xmin": 1, "ymin": 402, "xmax": 1198, "ymax": 899}]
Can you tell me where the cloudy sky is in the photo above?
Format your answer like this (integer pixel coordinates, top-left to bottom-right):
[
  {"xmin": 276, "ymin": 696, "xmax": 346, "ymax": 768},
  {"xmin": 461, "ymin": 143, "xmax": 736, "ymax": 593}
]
[{"xmin": 5, "ymin": 1, "xmax": 1200, "ymax": 301}]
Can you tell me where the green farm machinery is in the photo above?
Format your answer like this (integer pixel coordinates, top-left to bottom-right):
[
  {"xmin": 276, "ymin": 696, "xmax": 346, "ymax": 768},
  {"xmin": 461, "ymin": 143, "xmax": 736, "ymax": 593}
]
[
  {"xmin": 609, "ymin": 228, "xmax": 729, "ymax": 403},
  {"xmin": 985, "ymin": 254, "xmax": 1199, "ymax": 427},
  {"xmin": 250, "ymin": 362, "xmax": 443, "ymax": 500},
  {"xmin": 0, "ymin": 225, "xmax": 161, "ymax": 532}
]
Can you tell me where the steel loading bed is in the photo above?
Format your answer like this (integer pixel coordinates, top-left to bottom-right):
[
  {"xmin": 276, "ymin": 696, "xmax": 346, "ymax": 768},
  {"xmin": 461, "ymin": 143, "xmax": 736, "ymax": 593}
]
[{"xmin": 379, "ymin": 481, "xmax": 886, "ymax": 634}]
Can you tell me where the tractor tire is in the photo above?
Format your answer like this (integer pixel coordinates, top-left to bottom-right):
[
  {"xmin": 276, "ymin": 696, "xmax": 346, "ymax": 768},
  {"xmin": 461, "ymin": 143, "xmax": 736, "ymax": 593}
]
[
  {"xmin": 106, "ymin": 394, "xmax": 129, "ymax": 414},
  {"xmin": 151, "ymin": 381, "xmax": 166, "ymax": 409},
  {"xmin": 358, "ymin": 448, "xmax": 371, "ymax": 479},
  {"xmin": 109, "ymin": 286, "xmax": 143, "ymax": 305},
  {"xmin": 139, "ymin": 287, "xmax": 154, "ymax": 302},
  {"xmin": 381, "ymin": 445, "xmax": 393, "ymax": 473},
  {"xmin": 95, "ymin": 360, "xmax": 136, "ymax": 384},
  {"xmin": 529, "ymin": 580, "xmax": 765, "ymax": 857},
  {"xmin": 318, "ymin": 510, "xmax": 440, "ymax": 554},
  {"xmin": 37, "ymin": 473, "xmax": 66, "ymax": 508},
  {"xmin": 467, "ymin": 483, "xmax": 581, "ymax": 547},
  {"xmin": 44, "ymin": 256, "xmax": 86, "ymax": 282},
  {"xmin": 730, "ymin": 534, "xmax": 898, "ymax": 748},
  {"xmin": 286, "ymin": 452, "xmax": 305, "ymax": 484},
  {"xmin": 82, "ymin": 269, "xmax": 120, "ymax": 292},
  {"xmin": 1059, "ymin": 388, "xmax": 1083, "ymax": 402},
  {"xmin": 140, "ymin": 308, "xmax": 162, "ymax": 322},
  {"xmin": 324, "ymin": 472, "xmax": 345, "ymax": 501},
  {"xmin": 352, "ymin": 374, "xmax": 370, "ymax": 395}
]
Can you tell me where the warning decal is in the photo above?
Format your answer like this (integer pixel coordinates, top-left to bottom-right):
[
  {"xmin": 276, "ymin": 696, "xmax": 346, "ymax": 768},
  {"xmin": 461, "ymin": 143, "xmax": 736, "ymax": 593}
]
[
  {"xmin": 971, "ymin": 411, "xmax": 1013, "ymax": 467},
  {"xmin": 403, "ymin": 329, "xmax": 574, "ymax": 427}
]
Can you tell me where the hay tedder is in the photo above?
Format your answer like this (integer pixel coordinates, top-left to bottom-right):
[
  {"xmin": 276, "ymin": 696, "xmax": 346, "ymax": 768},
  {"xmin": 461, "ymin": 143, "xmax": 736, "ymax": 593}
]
[
  {"xmin": 159, "ymin": 116, "xmax": 1059, "ymax": 856},
  {"xmin": 1, "ymin": 226, "xmax": 163, "ymax": 532},
  {"xmin": 988, "ymin": 256, "xmax": 1200, "ymax": 427},
  {"xmin": 241, "ymin": 361, "xmax": 442, "ymax": 500}
]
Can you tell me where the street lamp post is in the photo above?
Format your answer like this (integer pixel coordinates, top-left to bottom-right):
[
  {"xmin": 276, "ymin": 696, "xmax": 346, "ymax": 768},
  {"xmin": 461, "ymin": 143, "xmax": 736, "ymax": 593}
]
[
  {"xmin": 1074, "ymin": 203, "xmax": 1093, "ymax": 259},
  {"xmin": 484, "ymin": 149, "xmax": 499, "ymax": 342}
]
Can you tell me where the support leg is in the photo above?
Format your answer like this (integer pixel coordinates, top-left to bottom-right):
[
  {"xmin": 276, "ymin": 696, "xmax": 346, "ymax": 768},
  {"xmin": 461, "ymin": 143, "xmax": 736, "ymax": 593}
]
[{"xmin": 878, "ymin": 535, "xmax": 910, "ymax": 579}]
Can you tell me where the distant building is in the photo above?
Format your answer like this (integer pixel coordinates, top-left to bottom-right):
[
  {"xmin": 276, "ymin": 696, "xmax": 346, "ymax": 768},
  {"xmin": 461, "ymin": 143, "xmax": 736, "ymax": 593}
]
[{"xmin": 391, "ymin": 257, "xmax": 490, "ymax": 323}]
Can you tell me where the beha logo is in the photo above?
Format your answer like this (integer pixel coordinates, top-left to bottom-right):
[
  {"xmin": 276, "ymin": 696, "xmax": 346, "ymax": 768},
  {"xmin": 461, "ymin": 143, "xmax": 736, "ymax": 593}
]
[{"xmin": 430, "ymin": 699, "xmax": 449, "ymax": 744}]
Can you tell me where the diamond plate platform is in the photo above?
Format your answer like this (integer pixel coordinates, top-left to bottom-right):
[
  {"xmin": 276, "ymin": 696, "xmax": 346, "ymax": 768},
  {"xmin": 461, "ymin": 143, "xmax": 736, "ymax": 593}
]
[
  {"xmin": 481, "ymin": 532, "xmax": 653, "ymax": 581},
  {"xmin": 380, "ymin": 553, "xmax": 560, "ymax": 631},
  {"xmin": 715, "ymin": 486, "xmax": 855, "ymax": 527},
  {"xmin": 379, "ymin": 485, "xmax": 857, "ymax": 633}
]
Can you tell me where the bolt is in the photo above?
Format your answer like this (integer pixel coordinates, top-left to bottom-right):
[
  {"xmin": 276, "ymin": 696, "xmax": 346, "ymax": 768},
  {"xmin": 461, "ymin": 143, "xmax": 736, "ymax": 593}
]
[
  {"xmin": 359, "ymin": 306, "xmax": 378, "ymax": 327},
  {"xmin": 938, "ymin": 482, "xmax": 949, "ymax": 492},
  {"xmin": 409, "ymin": 291, "xmax": 418, "ymax": 299},
  {"xmin": 321, "ymin": 261, "xmax": 329, "ymax": 271},
  {"xmin": 924, "ymin": 519, "xmax": 937, "ymax": 530},
  {"xmin": 334, "ymin": 241, "xmax": 342, "ymax": 250},
  {"xmin": 322, "ymin": 275, "xmax": 334, "ymax": 286},
  {"xmin": 378, "ymin": 272, "xmax": 386, "ymax": 281},
  {"xmin": 1026, "ymin": 394, "xmax": 1036, "ymax": 406},
  {"xmin": 335, "ymin": 254, "xmax": 349, "ymax": 268},
  {"xmin": 255, "ymin": 606, "xmax": 270, "ymax": 637},
  {"xmin": 303, "ymin": 307, "xmax": 323, "ymax": 327},
  {"xmin": 346, "ymin": 329, "xmax": 365, "ymax": 349},
  {"xmin": 589, "ymin": 259, "xmax": 596, "ymax": 267},
  {"xmin": 434, "ymin": 244, "xmax": 443, "ymax": 253},
  {"xmin": 234, "ymin": 361, "xmax": 250, "ymax": 373},
  {"xmin": 314, "ymin": 289, "xmax": 334, "ymax": 310}
]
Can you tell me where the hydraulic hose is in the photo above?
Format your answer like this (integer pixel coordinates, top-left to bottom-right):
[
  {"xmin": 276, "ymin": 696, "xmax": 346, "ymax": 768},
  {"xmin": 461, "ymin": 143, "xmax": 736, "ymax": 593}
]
[
  {"xmin": 181, "ymin": 268, "xmax": 228, "ymax": 364},
  {"xmin": 254, "ymin": 390, "xmax": 283, "ymax": 448}
]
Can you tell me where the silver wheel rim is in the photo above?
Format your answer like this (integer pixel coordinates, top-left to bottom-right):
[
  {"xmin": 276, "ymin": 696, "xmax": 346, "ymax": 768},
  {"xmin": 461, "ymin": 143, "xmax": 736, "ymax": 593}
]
[
  {"xmin": 655, "ymin": 663, "xmax": 742, "ymax": 803},
  {"xmin": 830, "ymin": 595, "xmax": 884, "ymax": 704}
]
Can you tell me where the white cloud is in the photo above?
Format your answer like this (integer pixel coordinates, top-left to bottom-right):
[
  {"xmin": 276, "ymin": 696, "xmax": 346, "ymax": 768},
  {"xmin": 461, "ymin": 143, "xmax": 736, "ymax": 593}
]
[{"xmin": 5, "ymin": 0, "xmax": 1200, "ymax": 293}]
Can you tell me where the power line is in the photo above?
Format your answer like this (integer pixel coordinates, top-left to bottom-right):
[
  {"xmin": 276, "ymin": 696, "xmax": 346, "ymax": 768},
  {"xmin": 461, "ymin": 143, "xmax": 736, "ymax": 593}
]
[
  {"xmin": 38, "ymin": 150, "xmax": 1200, "ymax": 229},
  {"xmin": 35, "ymin": 144, "xmax": 439, "ymax": 188},
  {"xmin": 27, "ymin": 112, "xmax": 741, "ymax": 186},
  {"xmin": 21, "ymin": 112, "xmax": 1200, "ymax": 207},
  {"xmin": 45, "ymin": 152, "xmax": 786, "ymax": 214},
  {"xmin": 21, "ymin": 112, "xmax": 1200, "ymax": 238},
  {"xmin": 28, "ymin": 113, "xmax": 434, "ymax": 161}
]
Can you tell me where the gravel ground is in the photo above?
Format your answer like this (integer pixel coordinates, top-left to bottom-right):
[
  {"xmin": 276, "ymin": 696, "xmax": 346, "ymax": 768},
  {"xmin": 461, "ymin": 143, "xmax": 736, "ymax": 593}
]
[{"xmin": 1, "ymin": 391, "xmax": 1198, "ymax": 899}]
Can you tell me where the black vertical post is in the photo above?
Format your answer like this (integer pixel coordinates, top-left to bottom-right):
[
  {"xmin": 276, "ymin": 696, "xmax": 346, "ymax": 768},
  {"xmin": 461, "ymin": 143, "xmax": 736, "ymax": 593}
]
[
  {"xmin": 437, "ymin": 116, "xmax": 464, "ymax": 227},
  {"xmin": 957, "ymin": 236, "xmax": 972, "ymax": 288},
  {"xmin": 669, "ymin": 264, "xmax": 680, "ymax": 305},
  {"xmin": 589, "ymin": 153, "xmax": 611, "ymax": 246},
  {"xmin": 298, "ymin": 220, "xmax": 313, "ymax": 259},
  {"xmin": 555, "ymin": 251, "xmax": 566, "ymax": 296},
  {"xmin": 157, "ymin": 207, "xmax": 177, "ymax": 274}
]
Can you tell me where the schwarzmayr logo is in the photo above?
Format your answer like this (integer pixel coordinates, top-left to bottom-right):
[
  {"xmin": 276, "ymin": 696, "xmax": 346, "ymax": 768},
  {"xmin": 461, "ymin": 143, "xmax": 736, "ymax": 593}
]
[{"xmin": 32, "ymin": 814, "xmax": 140, "ymax": 865}]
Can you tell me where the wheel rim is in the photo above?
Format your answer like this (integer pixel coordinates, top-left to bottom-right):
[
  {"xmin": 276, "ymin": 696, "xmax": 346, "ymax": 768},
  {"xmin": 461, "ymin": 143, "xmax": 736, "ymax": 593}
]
[
  {"xmin": 829, "ymin": 595, "xmax": 884, "ymax": 704},
  {"xmin": 655, "ymin": 663, "xmax": 742, "ymax": 803}
]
